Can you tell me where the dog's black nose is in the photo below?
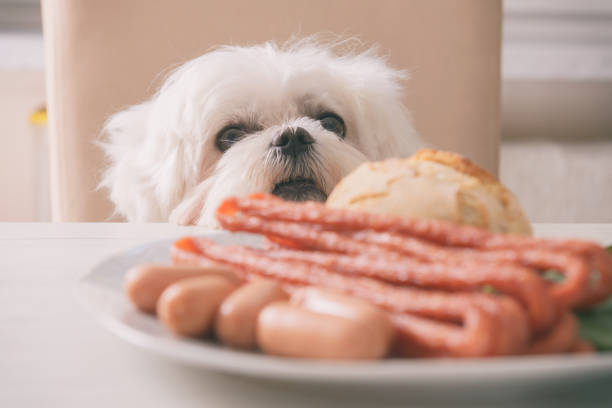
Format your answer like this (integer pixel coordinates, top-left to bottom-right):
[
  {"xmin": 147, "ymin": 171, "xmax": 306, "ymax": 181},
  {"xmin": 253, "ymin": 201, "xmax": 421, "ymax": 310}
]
[{"xmin": 271, "ymin": 127, "xmax": 314, "ymax": 157}]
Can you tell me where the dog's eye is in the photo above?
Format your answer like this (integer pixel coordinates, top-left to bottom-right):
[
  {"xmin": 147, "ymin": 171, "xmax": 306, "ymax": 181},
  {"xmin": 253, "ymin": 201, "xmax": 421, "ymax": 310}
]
[
  {"xmin": 216, "ymin": 126, "xmax": 247, "ymax": 152},
  {"xmin": 318, "ymin": 113, "xmax": 346, "ymax": 138}
]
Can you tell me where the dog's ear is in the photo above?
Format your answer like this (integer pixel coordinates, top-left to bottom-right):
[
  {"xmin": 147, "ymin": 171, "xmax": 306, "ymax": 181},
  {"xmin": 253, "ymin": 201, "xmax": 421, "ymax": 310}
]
[
  {"xmin": 99, "ymin": 101, "xmax": 166, "ymax": 221},
  {"xmin": 100, "ymin": 90, "xmax": 207, "ymax": 222},
  {"xmin": 100, "ymin": 56, "xmax": 222, "ymax": 222}
]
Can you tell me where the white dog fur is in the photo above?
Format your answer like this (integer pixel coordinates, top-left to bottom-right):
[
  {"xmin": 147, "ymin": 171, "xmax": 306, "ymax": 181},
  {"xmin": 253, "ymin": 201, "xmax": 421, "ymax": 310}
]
[{"xmin": 101, "ymin": 39, "xmax": 421, "ymax": 227}]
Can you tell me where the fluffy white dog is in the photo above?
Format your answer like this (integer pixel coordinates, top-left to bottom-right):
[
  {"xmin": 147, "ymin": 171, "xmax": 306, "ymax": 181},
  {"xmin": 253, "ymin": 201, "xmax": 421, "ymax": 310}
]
[{"xmin": 101, "ymin": 40, "xmax": 420, "ymax": 227}]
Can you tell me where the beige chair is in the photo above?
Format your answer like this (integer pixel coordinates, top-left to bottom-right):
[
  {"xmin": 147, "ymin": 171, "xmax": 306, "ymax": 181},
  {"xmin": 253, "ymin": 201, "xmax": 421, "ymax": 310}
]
[{"xmin": 42, "ymin": 0, "xmax": 502, "ymax": 222}]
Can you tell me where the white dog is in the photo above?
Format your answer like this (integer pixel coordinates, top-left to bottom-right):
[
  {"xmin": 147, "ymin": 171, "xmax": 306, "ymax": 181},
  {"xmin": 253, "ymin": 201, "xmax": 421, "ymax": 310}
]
[{"xmin": 101, "ymin": 39, "xmax": 420, "ymax": 227}]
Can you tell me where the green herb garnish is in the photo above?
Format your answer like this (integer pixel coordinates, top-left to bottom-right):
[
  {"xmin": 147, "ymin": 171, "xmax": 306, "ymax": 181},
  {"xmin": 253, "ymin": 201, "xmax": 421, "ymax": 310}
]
[
  {"xmin": 577, "ymin": 297, "xmax": 612, "ymax": 351},
  {"xmin": 541, "ymin": 270, "xmax": 565, "ymax": 283},
  {"xmin": 481, "ymin": 284, "xmax": 499, "ymax": 295}
]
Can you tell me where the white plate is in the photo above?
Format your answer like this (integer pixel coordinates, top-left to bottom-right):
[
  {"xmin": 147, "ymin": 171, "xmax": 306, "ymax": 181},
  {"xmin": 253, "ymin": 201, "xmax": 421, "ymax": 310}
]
[{"xmin": 77, "ymin": 231, "xmax": 612, "ymax": 394}]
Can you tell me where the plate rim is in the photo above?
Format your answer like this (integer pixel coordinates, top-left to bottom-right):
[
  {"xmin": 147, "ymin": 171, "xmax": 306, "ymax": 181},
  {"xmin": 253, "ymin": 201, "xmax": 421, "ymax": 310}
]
[{"xmin": 76, "ymin": 233, "xmax": 612, "ymax": 385}]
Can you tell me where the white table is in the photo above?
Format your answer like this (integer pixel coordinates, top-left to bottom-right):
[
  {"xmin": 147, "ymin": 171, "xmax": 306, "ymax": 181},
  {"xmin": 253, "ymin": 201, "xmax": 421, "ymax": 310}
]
[{"xmin": 1, "ymin": 223, "xmax": 611, "ymax": 408}]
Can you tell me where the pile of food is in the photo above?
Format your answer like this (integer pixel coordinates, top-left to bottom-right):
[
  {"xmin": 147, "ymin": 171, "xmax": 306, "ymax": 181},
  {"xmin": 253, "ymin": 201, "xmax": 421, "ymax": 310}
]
[{"xmin": 124, "ymin": 150, "xmax": 612, "ymax": 359}]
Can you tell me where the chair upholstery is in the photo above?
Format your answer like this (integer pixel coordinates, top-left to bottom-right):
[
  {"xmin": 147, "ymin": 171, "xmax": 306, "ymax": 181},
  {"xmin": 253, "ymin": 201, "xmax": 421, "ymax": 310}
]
[{"xmin": 42, "ymin": 0, "xmax": 502, "ymax": 222}]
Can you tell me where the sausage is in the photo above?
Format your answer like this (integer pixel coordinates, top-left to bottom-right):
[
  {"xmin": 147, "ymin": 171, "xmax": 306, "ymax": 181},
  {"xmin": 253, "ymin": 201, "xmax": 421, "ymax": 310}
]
[
  {"xmin": 162, "ymin": 195, "xmax": 612, "ymax": 359},
  {"xmin": 217, "ymin": 193, "xmax": 611, "ymax": 310},
  {"xmin": 263, "ymin": 243, "xmax": 555, "ymax": 332},
  {"xmin": 215, "ymin": 280, "xmax": 288, "ymax": 349},
  {"xmin": 157, "ymin": 275, "xmax": 237, "ymax": 337},
  {"xmin": 188, "ymin": 237, "xmax": 530, "ymax": 356},
  {"xmin": 290, "ymin": 287, "xmax": 394, "ymax": 352},
  {"xmin": 569, "ymin": 339, "xmax": 594, "ymax": 354},
  {"xmin": 526, "ymin": 313, "xmax": 578, "ymax": 355},
  {"xmin": 256, "ymin": 289, "xmax": 393, "ymax": 360},
  {"xmin": 257, "ymin": 302, "xmax": 390, "ymax": 360},
  {"xmin": 125, "ymin": 263, "xmax": 239, "ymax": 313}
]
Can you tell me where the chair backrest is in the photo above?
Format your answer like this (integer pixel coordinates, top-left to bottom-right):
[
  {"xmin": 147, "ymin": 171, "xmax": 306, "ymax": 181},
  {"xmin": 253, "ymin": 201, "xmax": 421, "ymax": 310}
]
[{"xmin": 42, "ymin": 0, "xmax": 501, "ymax": 221}]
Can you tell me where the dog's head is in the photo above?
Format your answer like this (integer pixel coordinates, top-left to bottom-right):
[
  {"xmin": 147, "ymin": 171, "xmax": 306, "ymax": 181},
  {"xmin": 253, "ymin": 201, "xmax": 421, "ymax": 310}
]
[{"xmin": 101, "ymin": 40, "xmax": 420, "ymax": 226}]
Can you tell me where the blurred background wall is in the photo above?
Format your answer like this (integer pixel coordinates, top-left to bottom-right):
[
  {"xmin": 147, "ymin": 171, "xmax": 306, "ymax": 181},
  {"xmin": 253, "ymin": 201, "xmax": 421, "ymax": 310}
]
[
  {"xmin": 0, "ymin": 0, "xmax": 48, "ymax": 221},
  {"xmin": 501, "ymin": 0, "xmax": 612, "ymax": 222},
  {"xmin": 0, "ymin": 0, "xmax": 610, "ymax": 222}
]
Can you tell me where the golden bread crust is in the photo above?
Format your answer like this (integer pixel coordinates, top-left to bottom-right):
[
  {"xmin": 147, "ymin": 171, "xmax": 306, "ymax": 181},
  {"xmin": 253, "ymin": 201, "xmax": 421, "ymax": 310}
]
[
  {"xmin": 327, "ymin": 149, "xmax": 532, "ymax": 235},
  {"xmin": 411, "ymin": 149, "xmax": 498, "ymax": 185}
]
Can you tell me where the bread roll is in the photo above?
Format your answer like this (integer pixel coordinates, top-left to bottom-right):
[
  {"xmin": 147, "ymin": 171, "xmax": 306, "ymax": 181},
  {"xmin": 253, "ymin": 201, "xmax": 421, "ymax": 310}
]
[{"xmin": 326, "ymin": 149, "xmax": 532, "ymax": 235}]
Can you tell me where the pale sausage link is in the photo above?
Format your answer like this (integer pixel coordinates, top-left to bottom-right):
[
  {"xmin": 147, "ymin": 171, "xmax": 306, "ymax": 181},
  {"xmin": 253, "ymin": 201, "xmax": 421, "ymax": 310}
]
[{"xmin": 183, "ymin": 237, "xmax": 529, "ymax": 357}]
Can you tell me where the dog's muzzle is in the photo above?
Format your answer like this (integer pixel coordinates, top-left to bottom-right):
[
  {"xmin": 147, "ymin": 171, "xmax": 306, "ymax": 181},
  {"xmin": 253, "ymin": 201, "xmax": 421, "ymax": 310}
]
[
  {"xmin": 269, "ymin": 127, "xmax": 326, "ymax": 202},
  {"xmin": 272, "ymin": 178, "xmax": 327, "ymax": 202}
]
